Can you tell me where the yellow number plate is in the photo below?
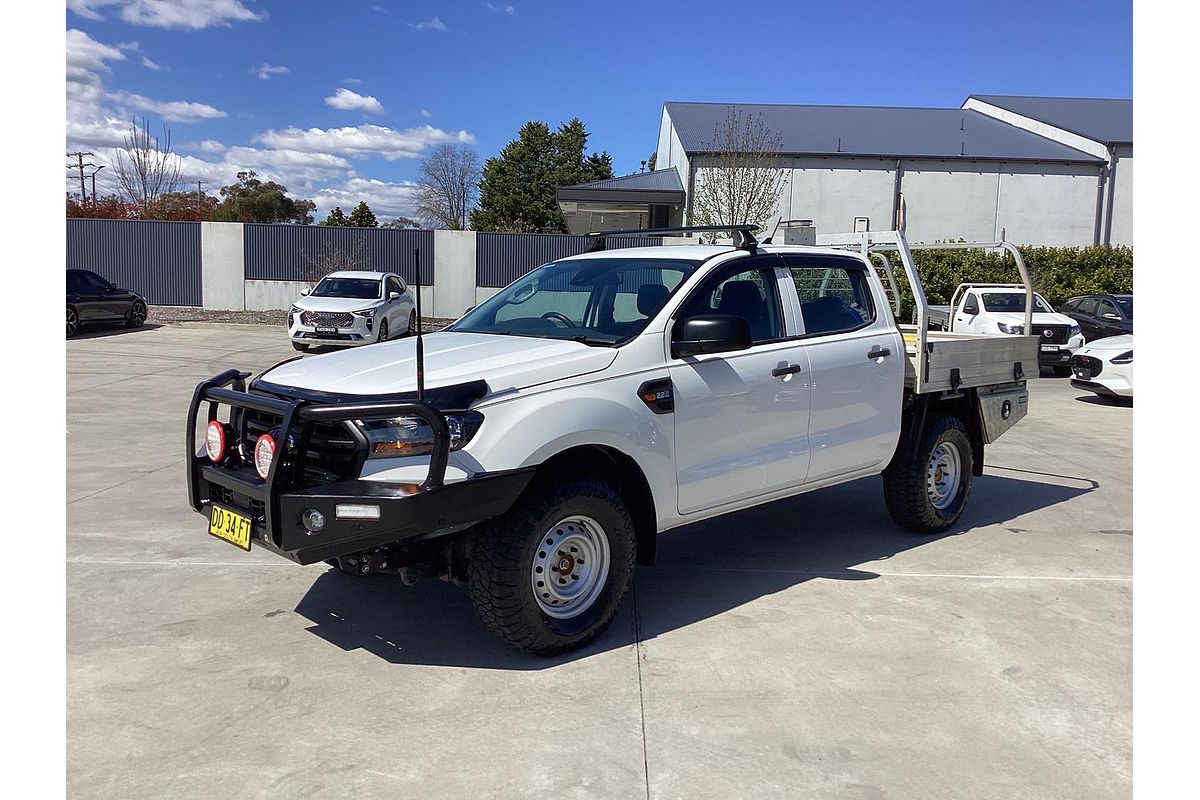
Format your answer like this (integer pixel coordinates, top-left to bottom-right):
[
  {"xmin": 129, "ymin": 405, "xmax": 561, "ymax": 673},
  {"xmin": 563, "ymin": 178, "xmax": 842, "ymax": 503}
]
[{"xmin": 208, "ymin": 504, "xmax": 253, "ymax": 551}]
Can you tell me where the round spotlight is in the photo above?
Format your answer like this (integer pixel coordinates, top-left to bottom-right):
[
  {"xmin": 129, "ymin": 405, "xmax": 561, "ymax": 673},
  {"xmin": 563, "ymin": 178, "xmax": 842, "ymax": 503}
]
[
  {"xmin": 302, "ymin": 508, "xmax": 326, "ymax": 533},
  {"xmin": 254, "ymin": 433, "xmax": 276, "ymax": 480},
  {"xmin": 205, "ymin": 421, "xmax": 227, "ymax": 462}
]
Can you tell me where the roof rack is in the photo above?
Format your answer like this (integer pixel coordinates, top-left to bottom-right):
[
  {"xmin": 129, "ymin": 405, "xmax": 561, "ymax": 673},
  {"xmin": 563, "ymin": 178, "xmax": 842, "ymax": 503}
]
[{"xmin": 586, "ymin": 224, "xmax": 759, "ymax": 253}]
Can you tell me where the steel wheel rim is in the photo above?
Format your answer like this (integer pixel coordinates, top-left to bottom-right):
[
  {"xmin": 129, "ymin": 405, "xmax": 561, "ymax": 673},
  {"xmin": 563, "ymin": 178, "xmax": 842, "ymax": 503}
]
[
  {"xmin": 926, "ymin": 441, "xmax": 961, "ymax": 510},
  {"xmin": 130, "ymin": 302, "xmax": 145, "ymax": 326},
  {"xmin": 530, "ymin": 515, "xmax": 611, "ymax": 619},
  {"xmin": 66, "ymin": 308, "xmax": 78, "ymax": 336}
]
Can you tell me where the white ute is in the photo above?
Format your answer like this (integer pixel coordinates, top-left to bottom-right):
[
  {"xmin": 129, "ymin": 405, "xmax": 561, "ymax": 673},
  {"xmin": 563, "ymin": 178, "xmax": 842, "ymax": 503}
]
[
  {"xmin": 187, "ymin": 221, "xmax": 1039, "ymax": 655},
  {"xmin": 927, "ymin": 283, "xmax": 1083, "ymax": 376}
]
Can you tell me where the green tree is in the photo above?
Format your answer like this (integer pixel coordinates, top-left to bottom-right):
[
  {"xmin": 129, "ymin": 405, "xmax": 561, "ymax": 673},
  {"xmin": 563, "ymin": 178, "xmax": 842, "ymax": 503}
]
[
  {"xmin": 471, "ymin": 117, "xmax": 613, "ymax": 233},
  {"xmin": 214, "ymin": 171, "xmax": 316, "ymax": 224},
  {"xmin": 319, "ymin": 206, "xmax": 349, "ymax": 226},
  {"xmin": 347, "ymin": 201, "xmax": 378, "ymax": 228},
  {"xmin": 382, "ymin": 216, "xmax": 421, "ymax": 229}
]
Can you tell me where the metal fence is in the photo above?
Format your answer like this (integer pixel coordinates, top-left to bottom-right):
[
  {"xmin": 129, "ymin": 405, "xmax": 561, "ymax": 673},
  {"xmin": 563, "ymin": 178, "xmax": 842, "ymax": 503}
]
[
  {"xmin": 243, "ymin": 225, "xmax": 435, "ymax": 284},
  {"xmin": 476, "ymin": 233, "xmax": 665, "ymax": 288},
  {"xmin": 66, "ymin": 219, "xmax": 203, "ymax": 306}
]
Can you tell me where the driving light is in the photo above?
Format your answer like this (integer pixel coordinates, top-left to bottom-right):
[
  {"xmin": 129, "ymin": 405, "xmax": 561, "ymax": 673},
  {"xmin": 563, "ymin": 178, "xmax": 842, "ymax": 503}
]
[
  {"xmin": 996, "ymin": 323, "xmax": 1025, "ymax": 335},
  {"xmin": 336, "ymin": 504, "xmax": 382, "ymax": 520},
  {"xmin": 205, "ymin": 421, "xmax": 227, "ymax": 462},
  {"xmin": 358, "ymin": 411, "xmax": 484, "ymax": 458},
  {"xmin": 1111, "ymin": 350, "xmax": 1133, "ymax": 364},
  {"xmin": 301, "ymin": 508, "xmax": 326, "ymax": 533},
  {"xmin": 254, "ymin": 433, "xmax": 277, "ymax": 479}
]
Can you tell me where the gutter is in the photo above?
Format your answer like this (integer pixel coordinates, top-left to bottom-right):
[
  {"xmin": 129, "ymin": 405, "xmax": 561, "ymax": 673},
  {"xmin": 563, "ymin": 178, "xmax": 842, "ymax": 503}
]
[{"xmin": 1103, "ymin": 145, "xmax": 1119, "ymax": 246}]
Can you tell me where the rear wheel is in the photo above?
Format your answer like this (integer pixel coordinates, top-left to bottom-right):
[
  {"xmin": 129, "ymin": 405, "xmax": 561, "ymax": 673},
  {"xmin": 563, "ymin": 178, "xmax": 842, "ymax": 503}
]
[
  {"xmin": 66, "ymin": 306, "xmax": 79, "ymax": 338},
  {"xmin": 883, "ymin": 415, "xmax": 973, "ymax": 533},
  {"xmin": 125, "ymin": 300, "xmax": 146, "ymax": 328},
  {"xmin": 466, "ymin": 476, "xmax": 636, "ymax": 655}
]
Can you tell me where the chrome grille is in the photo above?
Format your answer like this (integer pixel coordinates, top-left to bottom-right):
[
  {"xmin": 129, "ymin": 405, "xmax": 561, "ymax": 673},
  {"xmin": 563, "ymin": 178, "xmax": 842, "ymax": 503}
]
[{"xmin": 301, "ymin": 310, "xmax": 354, "ymax": 327}]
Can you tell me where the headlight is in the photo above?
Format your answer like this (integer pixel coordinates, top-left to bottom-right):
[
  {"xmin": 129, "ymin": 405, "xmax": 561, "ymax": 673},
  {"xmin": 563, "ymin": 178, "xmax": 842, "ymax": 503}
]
[
  {"xmin": 1111, "ymin": 351, "xmax": 1133, "ymax": 364},
  {"xmin": 996, "ymin": 323, "xmax": 1025, "ymax": 335},
  {"xmin": 1069, "ymin": 324, "xmax": 1082, "ymax": 338},
  {"xmin": 358, "ymin": 411, "xmax": 484, "ymax": 458},
  {"xmin": 356, "ymin": 307, "xmax": 377, "ymax": 318}
]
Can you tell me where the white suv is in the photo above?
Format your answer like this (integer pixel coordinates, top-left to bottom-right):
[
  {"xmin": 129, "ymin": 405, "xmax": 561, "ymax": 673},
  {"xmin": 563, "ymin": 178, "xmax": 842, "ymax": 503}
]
[{"xmin": 288, "ymin": 270, "xmax": 416, "ymax": 351}]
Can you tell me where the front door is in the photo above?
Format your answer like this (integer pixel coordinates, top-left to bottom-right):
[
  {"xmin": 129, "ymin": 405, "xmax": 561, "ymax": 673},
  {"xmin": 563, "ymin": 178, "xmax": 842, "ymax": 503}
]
[{"xmin": 669, "ymin": 256, "xmax": 812, "ymax": 515}]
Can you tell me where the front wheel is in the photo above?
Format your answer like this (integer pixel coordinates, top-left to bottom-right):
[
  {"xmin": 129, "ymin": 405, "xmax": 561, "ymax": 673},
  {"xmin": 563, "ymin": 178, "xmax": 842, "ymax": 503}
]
[
  {"xmin": 67, "ymin": 306, "xmax": 79, "ymax": 338},
  {"xmin": 466, "ymin": 477, "xmax": 636, "ymax": 655},
  {"xmin": 125, "ymin": 300, "xmax": 146, "ymax": 328},
  {"xmin": 883, "ymin": 415, "xmax": 973, "ymax": 533},
  {"xmin": 376, "ymin": 319, "xmax": 389, "ymax": 343},
  {"xmin": 406, "ymin": 310, "xmax": 417, "ymax": 336}
]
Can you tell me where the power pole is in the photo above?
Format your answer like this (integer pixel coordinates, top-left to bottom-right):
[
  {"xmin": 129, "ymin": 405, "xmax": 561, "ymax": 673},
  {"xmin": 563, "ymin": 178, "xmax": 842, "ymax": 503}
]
[
  {"xmin": 67, "ymin": 151, "xmax": 95, "ymax": 200},
  {"xmin": 88, "ymin": 165, "xmax": 105, "ymax": 205},
  {"xmin": 196, "ymin": 180, "xmax": 204, "ymax": 197}
]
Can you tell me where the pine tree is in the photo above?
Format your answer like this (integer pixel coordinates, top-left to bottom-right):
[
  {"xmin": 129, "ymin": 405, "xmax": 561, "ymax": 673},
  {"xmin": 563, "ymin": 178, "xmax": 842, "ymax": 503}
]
[
  {"xmin": 319, "ymin": 207, "xmax": 348, "ymax": 226},
  {"xmin": 347, "ymin": 201, "xmax": 378, "ymax": 228}
]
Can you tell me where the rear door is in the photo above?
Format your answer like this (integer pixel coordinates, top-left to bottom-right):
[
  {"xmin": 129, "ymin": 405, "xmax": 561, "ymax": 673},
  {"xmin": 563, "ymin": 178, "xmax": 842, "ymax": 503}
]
[
  {"xmin": 783, "ymin": 255, "xmax": 904, "ymax": 483},
  {"xmin": 669, "ymin": 255, "xmax": 812, "ymax": 515}
]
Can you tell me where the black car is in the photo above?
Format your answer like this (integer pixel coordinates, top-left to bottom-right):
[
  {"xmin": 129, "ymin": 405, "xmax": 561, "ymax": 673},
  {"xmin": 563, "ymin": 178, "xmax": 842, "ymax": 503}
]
[
  {"xmin": 1060, "ymin": 294, "xmax": 1132, "ymax": 341},
  {"xmin": 67, "ymin": 269, "xmax": 147, "ymax": 338}
]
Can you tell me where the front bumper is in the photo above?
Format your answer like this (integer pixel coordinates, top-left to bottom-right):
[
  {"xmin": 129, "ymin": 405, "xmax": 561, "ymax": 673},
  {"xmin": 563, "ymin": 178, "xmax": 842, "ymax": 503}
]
[
  {"xmin": 1037, "ymin": 342, "xmax": 1081, "ymax": 366},
  {"xmin": 288, "ymin": 312, "xmax": 377, "ymax": 345},
  {"xmin": 187, "ymin": 370, "xmax": 534, "ymax": 565}
]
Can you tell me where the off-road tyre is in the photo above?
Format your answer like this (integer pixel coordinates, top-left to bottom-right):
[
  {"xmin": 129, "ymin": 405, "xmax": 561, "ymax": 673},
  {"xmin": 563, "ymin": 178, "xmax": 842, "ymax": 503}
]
[
  {"xmin": 883, "ymin": 414, "xmax": 973, "ymax": 534},
  {"xmin": 466, "ymin": 476, "xmax": 636, "ymax": 656}
]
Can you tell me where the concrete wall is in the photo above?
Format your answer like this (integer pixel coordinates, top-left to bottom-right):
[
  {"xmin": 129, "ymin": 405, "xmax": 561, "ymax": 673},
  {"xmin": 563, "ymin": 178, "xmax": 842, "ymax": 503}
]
[
  {"xmin": 432, "ymin": 230, "xmax": 476, "ymax": 318},
  {"xmin": 200, "ymin": 222, "xmax": 245, "ymax": 311},
  {"xmin": 1108, "ymin": 146, "xmax": 1133, "ymax": 246}
]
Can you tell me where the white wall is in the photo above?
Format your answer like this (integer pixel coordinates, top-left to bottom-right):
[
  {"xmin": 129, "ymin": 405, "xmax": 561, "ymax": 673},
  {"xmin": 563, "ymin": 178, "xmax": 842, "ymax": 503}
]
[
  {"xmin": 200, "ymin": 222, "xmax": 245, "ymax": 310},
  {"xmin": 1109, "ymin": 146, "xmax": 1133, "ymax": 246},
  {"xmin": 993, "ymin": 162, "xmax": 1100, "ymax": 246},
  {"xmin": 432, "ymin": 230, "xmax": 476, "ymax": 318},
  {"xmin": 780, "ymin": 157, "xmax": 897, "ymax": 234}
]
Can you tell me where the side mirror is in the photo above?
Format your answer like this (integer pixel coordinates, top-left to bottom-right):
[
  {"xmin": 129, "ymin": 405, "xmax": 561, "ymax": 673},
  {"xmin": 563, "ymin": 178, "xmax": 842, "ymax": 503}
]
[
  {"xmin": 300, "ymin": 288, "xmax": 311, "ymax": 296},
  {"xmin": 962, "ymin": 301, "xmax": 979, "ymax": 315},
  {"xmin": 671, "ymin": 314, "xmax": 752, "ymax": 359},
  {"xmin": 463, "ymin": 305, "xmax": 475, "ymax": 314},
  {"xmin": 389, "ymin": 291, "xmax": 400, "ymax": 301}
]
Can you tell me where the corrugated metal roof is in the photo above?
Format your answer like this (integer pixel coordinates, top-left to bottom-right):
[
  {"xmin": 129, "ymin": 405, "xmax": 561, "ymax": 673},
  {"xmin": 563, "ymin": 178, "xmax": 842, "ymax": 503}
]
[
  {"xmin": 566, "ymin": 169, "xmax": 684, "ymax": 192},
  {"xmin": 663, "ymin": 101, "xmax": 1103, "ymax": 163},
  {"xmin": 967, "ymin": 95, "xmax": 1132, "ymax": 145}
]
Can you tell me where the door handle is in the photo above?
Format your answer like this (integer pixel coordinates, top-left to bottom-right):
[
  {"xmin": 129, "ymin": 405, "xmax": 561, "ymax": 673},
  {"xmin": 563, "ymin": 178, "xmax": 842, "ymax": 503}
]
[
  {"xmin": 867, "ymin": 346, "xmax": 892, "ymax": 360},
  {"xmin": 771, "ymin": 364, "xmax": 802, "ymax": 377}
]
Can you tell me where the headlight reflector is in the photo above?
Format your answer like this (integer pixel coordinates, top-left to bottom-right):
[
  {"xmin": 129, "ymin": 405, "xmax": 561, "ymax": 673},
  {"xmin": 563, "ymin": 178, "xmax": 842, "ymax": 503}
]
[
  {"xmin": 358, "ymin": 411, "xmax": 483, "ymax": 458},
  {"xmin": 996, "ymin": 323, "xmax": 1024, "ymax": 335}
]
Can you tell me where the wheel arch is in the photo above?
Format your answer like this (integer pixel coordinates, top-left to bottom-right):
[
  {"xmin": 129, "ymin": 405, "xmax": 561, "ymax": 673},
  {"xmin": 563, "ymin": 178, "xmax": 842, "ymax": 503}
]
[
  {"xmin": 898, "ymin": 390, "xmax": 985, "ymax": 477},
  {"xmin": 527, "ymin": 444, "xmax": 658, "ymax": 566}
]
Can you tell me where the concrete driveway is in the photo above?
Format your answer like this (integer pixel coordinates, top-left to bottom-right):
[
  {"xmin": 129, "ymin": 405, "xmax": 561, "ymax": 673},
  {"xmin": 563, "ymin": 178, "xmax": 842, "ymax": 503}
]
[{"xmin": 67, "ymin": 322, "xmax": 1131, "ymax": 799}]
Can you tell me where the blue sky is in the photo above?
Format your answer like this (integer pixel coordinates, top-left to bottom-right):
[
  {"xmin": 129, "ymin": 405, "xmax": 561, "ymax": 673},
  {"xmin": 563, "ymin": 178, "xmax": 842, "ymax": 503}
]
[{"xmin": 66, "ymin": 0, "xmax": 1132, "ymax": 220}]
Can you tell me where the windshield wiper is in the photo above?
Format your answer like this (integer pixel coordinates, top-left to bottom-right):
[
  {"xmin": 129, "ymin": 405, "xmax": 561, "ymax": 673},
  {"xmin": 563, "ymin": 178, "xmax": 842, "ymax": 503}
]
[{"xmin": 566, "ymin": 334, "xmax": 616, "ymax": 347}]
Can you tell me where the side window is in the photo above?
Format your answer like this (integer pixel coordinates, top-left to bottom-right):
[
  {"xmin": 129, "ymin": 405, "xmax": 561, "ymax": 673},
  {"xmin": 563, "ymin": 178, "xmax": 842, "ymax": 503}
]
[
  {"xmin": 1078, "ymin": 298, "xmax": 1099, "ymax": 317},
  {"xmin": 677, "ymin": 267, "xmax": 784, "ymax": 344},
  {"xmin": 67, "ymin": 272, "xmax": 83, "ymax": 293},
  {"xmin": 80, "ymin": 272, "xmax": 110, "ymax": 292},
  {"xmin": 790, "ymin": 265, "xmax": 875, "ymax": 336},
  {"xmin": 1061, "ymin": 298, "xmax": 1078, "ymax": 312},
  {"xmin": 386, "ymin": 276, "xmax": 402, "ymax": 297},
  {"xmin": 1098, "ymin": 299, "xmax": 1119, "ymax": 318}
]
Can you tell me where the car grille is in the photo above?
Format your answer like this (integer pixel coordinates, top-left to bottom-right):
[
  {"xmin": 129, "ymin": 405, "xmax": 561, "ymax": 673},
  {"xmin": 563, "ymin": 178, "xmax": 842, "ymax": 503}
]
[
  {"xmin": 1039, "ymin": 324, "xmax": 1071, "ymax": 344},
  {"xmin": 301, "ymin": 310, "xmax": 354, "ymax": 327},
  {"xmin": 239, "ymin": 407, "xmax": 362, "ymax": 482},
  {"xmin": 1071, "ymin": 354, "xmax": 1103, "ymax": 380}
]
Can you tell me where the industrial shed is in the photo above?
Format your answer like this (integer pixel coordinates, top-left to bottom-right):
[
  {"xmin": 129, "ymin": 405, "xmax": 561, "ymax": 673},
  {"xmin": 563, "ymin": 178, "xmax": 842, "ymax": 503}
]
[{"xmin": 558, "ymin": 96, "xmax": 1131, "ymax": 246}]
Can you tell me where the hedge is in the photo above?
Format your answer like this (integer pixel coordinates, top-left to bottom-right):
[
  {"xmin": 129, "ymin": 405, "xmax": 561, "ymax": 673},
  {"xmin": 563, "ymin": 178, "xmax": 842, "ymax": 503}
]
[{"xmin": 876, "ymin": 245, "xmax": 1133, "ymax": 316}]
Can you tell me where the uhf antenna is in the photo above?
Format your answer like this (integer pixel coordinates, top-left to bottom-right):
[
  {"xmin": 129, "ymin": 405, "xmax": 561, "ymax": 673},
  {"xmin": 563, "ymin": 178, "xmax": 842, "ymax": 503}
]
[{"xmin": 414, "ymin": 247, "xmax": 425, "ymax": 402}]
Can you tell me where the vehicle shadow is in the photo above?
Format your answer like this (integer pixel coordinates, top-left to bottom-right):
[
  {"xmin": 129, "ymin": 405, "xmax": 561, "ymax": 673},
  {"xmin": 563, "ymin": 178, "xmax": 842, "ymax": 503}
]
[
  {"xmin": 68, "ymin": 322, "xmax": 164, "ymax": 340},
  {"xmin": 1075, "ymin": 394, "xmax": 1132, "ymax": 407},
  {"xmin": 292, "ymin": 472, "xmax": 1094, "ymax": 670}
]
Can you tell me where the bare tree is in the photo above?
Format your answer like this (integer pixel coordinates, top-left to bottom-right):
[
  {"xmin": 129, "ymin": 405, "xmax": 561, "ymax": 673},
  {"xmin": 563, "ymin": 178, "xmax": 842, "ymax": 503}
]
[
  {"xmin": 300, "ymin": 238, "xmax": 373, "ymax": 287},
  {"xmin": 690, "ymin": 107, "xmax": 786, "ymax": 236},
  {"xmin": 414, "ymin": 143, "xmax": 481, "ymax": 229},
  {"xmin": 111, "ymin": 116, "xmax": 182, "ymax": 214}
]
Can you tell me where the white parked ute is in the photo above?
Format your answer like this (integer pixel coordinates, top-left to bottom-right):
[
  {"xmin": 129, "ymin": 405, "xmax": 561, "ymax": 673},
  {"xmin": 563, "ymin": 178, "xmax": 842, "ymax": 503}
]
[
  {"xmin": 926, "ymin": 283, "xmax": 1083, "ymax": 376},
  {"xmin": 187, "ymin": 222, "xmax": 1039, "ymax": 655},
  {"xmin": 288, "ymin": 270, "xmax": 416, "ymax": 351}
]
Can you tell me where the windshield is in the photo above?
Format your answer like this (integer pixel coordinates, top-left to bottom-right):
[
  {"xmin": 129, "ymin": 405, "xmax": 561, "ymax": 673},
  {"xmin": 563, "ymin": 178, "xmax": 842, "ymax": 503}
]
[
  {"xmin": 450, "ymin": 256, "xmax": 701, "ymax": 345},
  {"xmin": 981, "ymin": 292, "xmax": 1054, "ymax": 313},
  {"xmin": 311, "ymin": 277, "xmax": 381, "ymax": 299},
  {"xmin": 1114, "ymin": 296, "xmax": 1132, "ymax": 318}
]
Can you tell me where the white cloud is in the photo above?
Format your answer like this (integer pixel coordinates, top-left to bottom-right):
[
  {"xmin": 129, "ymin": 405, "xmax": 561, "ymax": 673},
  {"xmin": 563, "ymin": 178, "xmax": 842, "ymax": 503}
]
[
  {"xmin": 419, "ymin": 108, "xmax": 432, "ymax": 118},
  {"xmin": 312, "ymin": 178, "xmax": 422, "ymax": 219},
  {"xmin": 111, "ymin": 91, "xmax": 228, "ymax": 123},
  {"xmin": 67, "ymin": 1, "xmax": 266, "ymax": 30},
  {"xmin": 324, "ymin": 88, "xmax": 385, "ymax": 115},
  {"xmin": 408, "ymin": 17, "xmax": 448, "ymax": 32},
  {"xmin": 66, "ymin": 28, "xmax": 124, "ymax": 73},
  {"xmin": 343, "ymin": 77, "xmax": 362, "ymax": 85},
  {"xmin": 253, "ymin": 124, "xmax": 474, "ymax": 161},
  {"xmin": 484, "ymin": 2, "xmax": 515, "ymax": 14},
  {"xmin": 255, "ymin": 63, "xmax": 289, "ymax": 80},
  {"xmin": 371, "ymin": 4, "xmax": 388, "ymax": 13},
  {"xmin": 141, "ymin": 55, "xmax": 166, "ymax": 71}
]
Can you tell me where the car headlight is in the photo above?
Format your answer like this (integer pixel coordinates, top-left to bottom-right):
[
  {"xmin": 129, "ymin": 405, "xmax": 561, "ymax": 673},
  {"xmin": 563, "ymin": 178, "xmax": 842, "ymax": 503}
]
[
  {"xmin": 1110, "ymin": 351, "xmax": 1133, "ymax": 364},
  {"xmin": 996, "ymin": 323, "xmax": 1025, "ymax": 335},
  {"xmin": 357, "ymin": 411, "xmax": 484, "ymax": 458},
  {"xmin": 356, "ymin": 307, "xmax": 377, "ymax": 318},
  {"xmin": 1069, "ymin": 324, "xmax": 1082, "ymax": 338}
]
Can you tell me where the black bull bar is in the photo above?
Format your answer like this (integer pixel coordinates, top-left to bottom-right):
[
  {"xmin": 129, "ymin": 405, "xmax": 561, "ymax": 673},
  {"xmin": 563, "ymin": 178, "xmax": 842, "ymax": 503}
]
[{"xmin": 186, "ymin": 369, "xmax": 533, "ymax": 565}]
